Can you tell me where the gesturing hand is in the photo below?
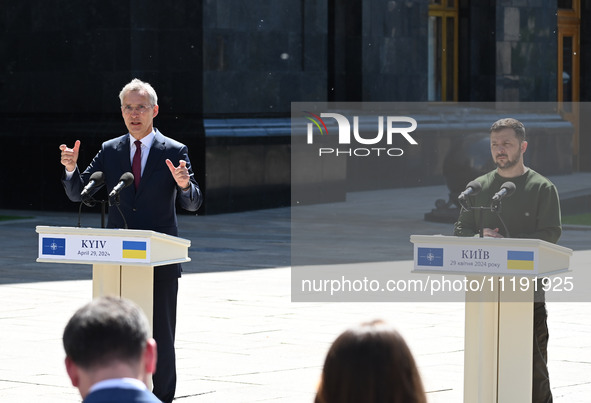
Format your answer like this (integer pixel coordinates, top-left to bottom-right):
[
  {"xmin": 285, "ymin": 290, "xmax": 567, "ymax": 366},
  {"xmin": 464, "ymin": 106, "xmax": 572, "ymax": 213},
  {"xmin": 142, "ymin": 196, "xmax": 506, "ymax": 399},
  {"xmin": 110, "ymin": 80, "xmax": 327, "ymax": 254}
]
[
  {"xmin": 166, "ymin": 159, "xmax": 191, "ymax": 190},
  {"xmin": 59, "ymin": 140, "xmax": 81, "ymax": 173}
]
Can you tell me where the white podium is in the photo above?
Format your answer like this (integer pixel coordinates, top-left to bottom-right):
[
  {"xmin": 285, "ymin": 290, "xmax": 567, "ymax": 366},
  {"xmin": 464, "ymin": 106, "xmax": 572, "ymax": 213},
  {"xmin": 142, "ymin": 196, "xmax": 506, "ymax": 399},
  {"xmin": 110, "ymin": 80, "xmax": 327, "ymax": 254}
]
[
  {"xmin": 410, "ymin": 235, "xmax": 572, "ymax": 403},
  {"xmin": 36, "ymin": 225, "xmax": 191, "ymax": 334}
]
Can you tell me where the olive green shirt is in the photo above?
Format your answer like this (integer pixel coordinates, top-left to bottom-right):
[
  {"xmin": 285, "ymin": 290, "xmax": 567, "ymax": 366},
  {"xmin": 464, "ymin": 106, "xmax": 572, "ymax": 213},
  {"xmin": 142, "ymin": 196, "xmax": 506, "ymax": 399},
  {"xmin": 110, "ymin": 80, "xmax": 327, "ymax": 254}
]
[{"xmin": 453, "ymin": 169, "xmax": 561, "ymax": 243}]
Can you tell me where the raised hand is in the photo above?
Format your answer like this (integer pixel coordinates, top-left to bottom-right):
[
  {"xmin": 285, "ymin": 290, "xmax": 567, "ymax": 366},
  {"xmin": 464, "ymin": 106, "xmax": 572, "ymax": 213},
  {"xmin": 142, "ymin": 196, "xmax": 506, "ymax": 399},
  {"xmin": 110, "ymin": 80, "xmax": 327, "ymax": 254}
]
[
  {"xmin": 165, "ymin": 159, "xmax": 191, "ymax": 190},
  {"xmin": 59, "ymin": 140, "xmax": 81, "ymax": 173}
]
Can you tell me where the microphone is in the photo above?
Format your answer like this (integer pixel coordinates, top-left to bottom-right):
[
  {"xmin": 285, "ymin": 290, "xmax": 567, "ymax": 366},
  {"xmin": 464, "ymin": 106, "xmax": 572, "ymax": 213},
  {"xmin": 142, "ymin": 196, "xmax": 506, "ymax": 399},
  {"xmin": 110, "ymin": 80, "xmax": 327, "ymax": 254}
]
[
  {"xmin": 108, "ymin": 172, "xmax": 134, "ymax": 198},
  {"xmin": 458, "ymin": 180, "xmax": 482, "ymax": 201},
  {"xmin": 80, "ymin": 171, "xmax": 105, "ymax": 199},
  {"xmin": 492, "ymin": 181, "xmax": 516, "ymax": 202}
]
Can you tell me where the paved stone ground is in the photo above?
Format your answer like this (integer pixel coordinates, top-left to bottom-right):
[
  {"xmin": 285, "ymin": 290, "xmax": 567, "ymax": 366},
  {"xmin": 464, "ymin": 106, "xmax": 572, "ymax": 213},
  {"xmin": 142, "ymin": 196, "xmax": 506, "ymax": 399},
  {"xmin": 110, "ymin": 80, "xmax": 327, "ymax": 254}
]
[{"xmin": 0, "ymin": 173, "xmax": 590, "ymax": 402}]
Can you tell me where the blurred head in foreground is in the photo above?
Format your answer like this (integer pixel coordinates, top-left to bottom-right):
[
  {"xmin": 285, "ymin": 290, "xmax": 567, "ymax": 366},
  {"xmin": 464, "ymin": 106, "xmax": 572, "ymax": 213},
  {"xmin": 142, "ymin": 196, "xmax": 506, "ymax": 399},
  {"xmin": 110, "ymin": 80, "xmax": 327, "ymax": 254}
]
[
  {"xmin": 62, "ymin": 296, "xmax": 157, "ymax": 399},
  {"xmin": 315, "ymin": 319, "xmax": 427, "ymax": 403}
]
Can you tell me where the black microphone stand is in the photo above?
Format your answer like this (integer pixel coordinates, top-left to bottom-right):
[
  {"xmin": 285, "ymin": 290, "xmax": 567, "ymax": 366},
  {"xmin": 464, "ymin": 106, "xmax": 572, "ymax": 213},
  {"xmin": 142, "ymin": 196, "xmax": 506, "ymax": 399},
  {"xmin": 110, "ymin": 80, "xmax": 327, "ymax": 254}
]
[
  {"xmin": 109, "ymin": 194, "xmax": 129, "ymax": 230},
  {"xmin": 79, "ymin": 197, "xmax": 108, "ymax": 228},
  {"xmin": 100, "ymin": 200, "xmax": 107, "ymax": 228},
  {"xmin": 459, "ymin": 198, "xmax": 511, "ymax": 238},
  {"xmin": 491, "ymin": 199, "xmax": 511, "ymax": 238}
]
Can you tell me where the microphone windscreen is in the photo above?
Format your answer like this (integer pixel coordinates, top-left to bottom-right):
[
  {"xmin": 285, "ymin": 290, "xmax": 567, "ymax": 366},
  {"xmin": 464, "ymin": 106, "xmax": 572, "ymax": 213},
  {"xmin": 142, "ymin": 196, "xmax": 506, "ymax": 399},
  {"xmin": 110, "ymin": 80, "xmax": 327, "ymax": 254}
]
[
  {"xmin": 89, "ymin": 171, "xmax": 105, "ymax": 185},
  {"xmin": 120, "ymin": 172, "xmax": 135, "ymax": 187},
  {"xmin": 500, "ymin": 181, "xmax": 516, "ymax": 197},
  {"xmin": 466, "ymin": 180, "xmax": 482, "ymax": 193}
]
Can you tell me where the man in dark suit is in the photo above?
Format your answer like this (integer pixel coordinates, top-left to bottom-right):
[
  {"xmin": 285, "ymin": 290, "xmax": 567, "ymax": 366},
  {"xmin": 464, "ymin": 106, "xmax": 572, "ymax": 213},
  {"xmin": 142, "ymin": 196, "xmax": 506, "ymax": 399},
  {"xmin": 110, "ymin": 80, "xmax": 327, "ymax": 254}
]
[
  {"xmin": 63, "ymin": 296, "xmax": 162, "ymax": 403},
  {"xmin": 60, "ymin": 78, "xmax": 203, "ymax": 403}
]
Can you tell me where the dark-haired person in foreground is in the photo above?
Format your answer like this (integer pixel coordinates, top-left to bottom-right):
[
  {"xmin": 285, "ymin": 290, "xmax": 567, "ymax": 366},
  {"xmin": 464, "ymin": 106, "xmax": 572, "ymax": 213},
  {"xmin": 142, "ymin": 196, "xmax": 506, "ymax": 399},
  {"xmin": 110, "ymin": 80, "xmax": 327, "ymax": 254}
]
[
  {"xmin": 59, "ymin": 78, "xmax": 202, "ymax": 403},
  {"xmin": 315, "ymin": 320, "xmax": 427, "ymax": 403},
  {"xmin": 63, "ymin": 296, "xmax": 161, "ymax": 403},
  {"xmin": 454, "ymin": 118, "xmax": 561, "ymax": 402}
]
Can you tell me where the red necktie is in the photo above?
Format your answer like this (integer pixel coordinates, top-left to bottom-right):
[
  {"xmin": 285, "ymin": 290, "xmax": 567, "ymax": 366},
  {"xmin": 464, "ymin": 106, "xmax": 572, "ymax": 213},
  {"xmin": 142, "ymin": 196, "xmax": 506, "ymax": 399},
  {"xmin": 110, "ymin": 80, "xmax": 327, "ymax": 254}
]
[{"xmin": 132, "ymin": 140, "xmax": 142, "ymax": 189}]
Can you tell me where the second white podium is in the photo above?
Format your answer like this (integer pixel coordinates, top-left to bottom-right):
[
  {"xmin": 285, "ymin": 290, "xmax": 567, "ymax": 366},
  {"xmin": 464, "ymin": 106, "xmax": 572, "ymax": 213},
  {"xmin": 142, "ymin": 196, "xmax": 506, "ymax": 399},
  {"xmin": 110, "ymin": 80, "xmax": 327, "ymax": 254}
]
[{"xmin": 411, "ymin": 235, "xmax": 572, "ymax": 403}]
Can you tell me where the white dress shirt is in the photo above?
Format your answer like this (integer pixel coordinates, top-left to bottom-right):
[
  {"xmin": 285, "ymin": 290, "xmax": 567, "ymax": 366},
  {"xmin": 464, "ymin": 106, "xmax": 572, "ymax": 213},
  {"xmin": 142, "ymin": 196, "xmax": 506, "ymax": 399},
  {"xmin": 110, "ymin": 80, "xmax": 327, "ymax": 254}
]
[{"xmin": 88, "ymin": 377, "xmax": 148, "ymax": 394}]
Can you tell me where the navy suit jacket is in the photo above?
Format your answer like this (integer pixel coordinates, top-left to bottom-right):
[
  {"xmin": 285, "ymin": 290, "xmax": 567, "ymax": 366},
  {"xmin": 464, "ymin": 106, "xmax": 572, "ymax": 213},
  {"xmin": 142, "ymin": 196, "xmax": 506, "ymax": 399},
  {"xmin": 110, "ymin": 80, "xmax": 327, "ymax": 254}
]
[
  {"xmin": 83, "ymin": 387, "xmax": 162, "ymax": 403},
  {"xmin": 62, "ymin": 129, "xmax": 203, "ymax": 278}
]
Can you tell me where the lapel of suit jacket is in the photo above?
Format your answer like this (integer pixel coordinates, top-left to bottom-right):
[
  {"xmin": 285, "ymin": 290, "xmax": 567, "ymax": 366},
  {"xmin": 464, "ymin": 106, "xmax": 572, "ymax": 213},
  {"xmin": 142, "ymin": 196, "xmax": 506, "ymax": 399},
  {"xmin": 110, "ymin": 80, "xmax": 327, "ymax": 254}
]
[
  {"xmin": 137, "ymin": 129, "xmax": 166, "ymax": 196},
  {"xmin": 116, "ymin": 134, "xmax": 133, "ymax": 178}
]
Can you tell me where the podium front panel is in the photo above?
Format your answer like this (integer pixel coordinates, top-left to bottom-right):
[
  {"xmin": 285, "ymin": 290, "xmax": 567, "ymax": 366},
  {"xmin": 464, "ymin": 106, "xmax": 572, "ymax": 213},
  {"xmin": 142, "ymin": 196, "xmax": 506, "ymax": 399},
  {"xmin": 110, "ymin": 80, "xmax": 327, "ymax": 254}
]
[
  {"xmin": 411, "ymin": 235, "xmax": 571, "ymax": 276},
  {"xmin": 36, "ymin": 226, "xmax": 191, "ymax": 267},
  {"xmin": 39, "ymin": 233, "xmax": 152, "ymax": 265},
  {"xmin": 414, "ymin": 241, "xmax": 539, "ymax": 275}
]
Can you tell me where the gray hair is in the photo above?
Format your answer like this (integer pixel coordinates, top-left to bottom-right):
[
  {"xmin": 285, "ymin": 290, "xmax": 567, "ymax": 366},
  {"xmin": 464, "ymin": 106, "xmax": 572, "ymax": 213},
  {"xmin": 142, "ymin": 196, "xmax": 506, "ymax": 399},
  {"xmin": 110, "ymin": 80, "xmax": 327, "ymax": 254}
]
[{"xmin": 119, "ymin": 78, "xmax": 158, "ymax": 106}]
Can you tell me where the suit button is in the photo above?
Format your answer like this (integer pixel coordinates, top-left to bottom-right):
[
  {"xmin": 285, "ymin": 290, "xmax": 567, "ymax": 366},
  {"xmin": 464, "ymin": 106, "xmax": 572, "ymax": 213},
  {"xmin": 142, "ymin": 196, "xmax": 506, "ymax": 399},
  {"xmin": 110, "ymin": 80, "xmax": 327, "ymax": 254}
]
[{"xmin": 133, "ymin": 208, "xmax": 137, "ymax": 211}]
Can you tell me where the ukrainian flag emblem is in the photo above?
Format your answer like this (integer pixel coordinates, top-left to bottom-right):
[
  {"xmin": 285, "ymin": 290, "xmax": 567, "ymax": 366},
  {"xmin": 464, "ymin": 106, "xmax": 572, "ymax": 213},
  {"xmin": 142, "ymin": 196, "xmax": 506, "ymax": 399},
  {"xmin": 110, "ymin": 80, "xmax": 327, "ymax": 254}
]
[
  {"xmin": 122, "ymin": 241, "xmax": 147, "ymax": 259},
  {"xmin": 507, "ymin": 251, "xmax": 534, "ymax": 270}
]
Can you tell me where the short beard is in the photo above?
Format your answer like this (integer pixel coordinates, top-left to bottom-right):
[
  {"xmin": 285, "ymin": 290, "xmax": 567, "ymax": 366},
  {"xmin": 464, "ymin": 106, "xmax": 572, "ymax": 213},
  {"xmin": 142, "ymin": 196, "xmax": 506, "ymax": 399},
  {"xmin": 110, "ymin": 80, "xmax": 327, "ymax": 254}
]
[
  {"xmin": 495, "ymin": 159, "xmax": 518, "ymax": 170},
  {"xmin": 495, "ymin": 153, "xmax": 521, "ymax": 170}
]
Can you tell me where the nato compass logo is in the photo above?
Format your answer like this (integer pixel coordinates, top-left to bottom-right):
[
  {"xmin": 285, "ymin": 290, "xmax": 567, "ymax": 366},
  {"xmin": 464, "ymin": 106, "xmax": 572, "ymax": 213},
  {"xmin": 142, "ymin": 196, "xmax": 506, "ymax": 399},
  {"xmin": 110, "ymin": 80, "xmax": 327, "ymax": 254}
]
[
  {"xmin": 417, "ymin": 247, "xmax": 443, "ymax": 267},
  {"xmin": 42, "ymin": 237, "xmax": 66, "ymax": 256}
]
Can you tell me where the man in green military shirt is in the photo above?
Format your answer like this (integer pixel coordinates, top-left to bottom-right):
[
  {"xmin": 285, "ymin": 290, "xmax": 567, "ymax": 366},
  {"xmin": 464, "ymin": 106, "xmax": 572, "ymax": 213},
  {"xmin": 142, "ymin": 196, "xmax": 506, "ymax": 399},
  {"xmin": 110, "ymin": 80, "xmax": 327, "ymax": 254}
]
[{"xmin": 454, "ymin": 118, "xmax": 561, "ymax": 403}]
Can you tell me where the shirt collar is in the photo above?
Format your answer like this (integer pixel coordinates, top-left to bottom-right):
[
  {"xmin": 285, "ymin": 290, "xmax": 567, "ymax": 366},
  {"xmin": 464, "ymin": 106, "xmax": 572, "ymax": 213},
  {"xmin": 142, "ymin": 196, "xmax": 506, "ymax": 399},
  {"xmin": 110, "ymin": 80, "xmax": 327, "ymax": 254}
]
[
  {"xmin": 130, "ymin": 130, "xmax": 155, "ymax": 149},
  {"xmin": 88, "ymin": 378, "xmax": 148, "ymax": 394}
]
